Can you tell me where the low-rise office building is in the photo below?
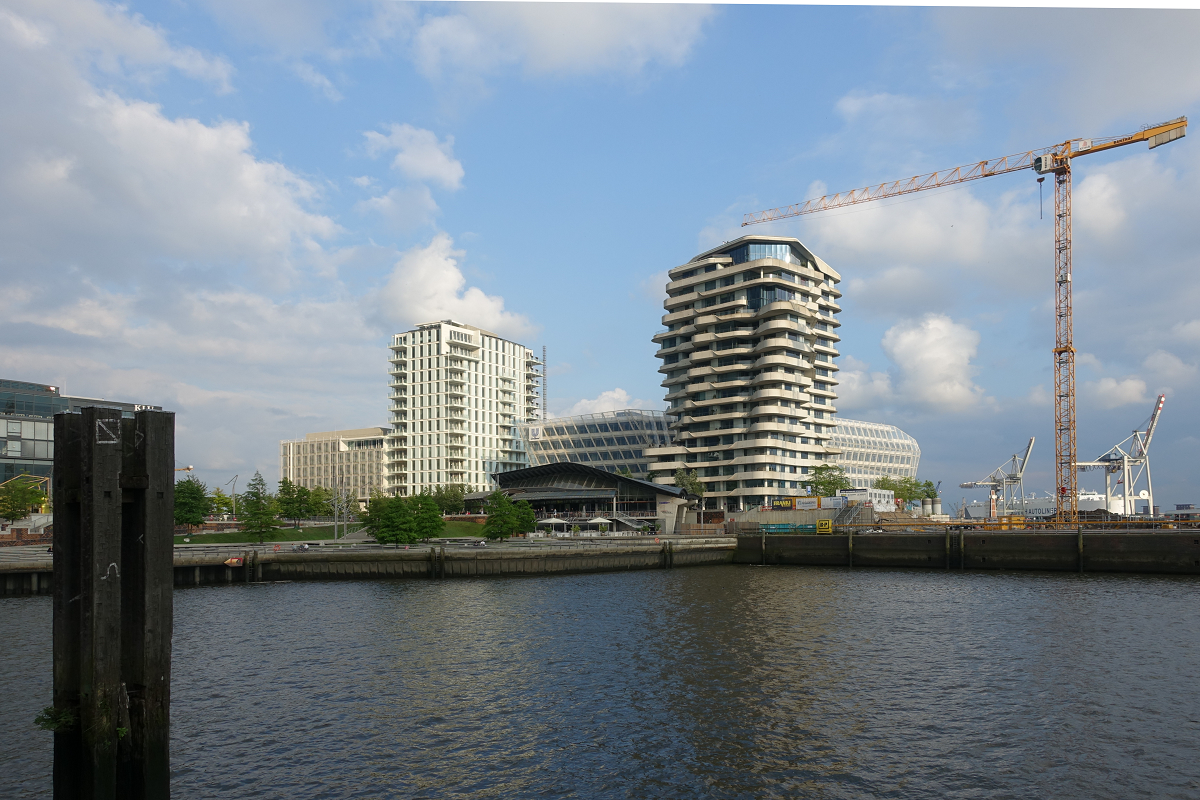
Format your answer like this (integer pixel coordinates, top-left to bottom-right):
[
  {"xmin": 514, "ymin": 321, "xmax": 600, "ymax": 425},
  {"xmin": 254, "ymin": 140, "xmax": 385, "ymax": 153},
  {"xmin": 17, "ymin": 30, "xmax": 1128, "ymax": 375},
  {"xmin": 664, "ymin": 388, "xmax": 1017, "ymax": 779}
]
[
  {"xmin": 279, "ymin": 427, "xmax": 388, "ymax": 502},
  {"xmin": 518, "ymin": 409, "xmax": 673, "ymax": 477},
  {"xmin": 467, "ymin": 461, "xmax": 695, "ymax": 535},
  {"xmin": 1, "ymin": 378, "xmax": 161, "ymax": 484}
]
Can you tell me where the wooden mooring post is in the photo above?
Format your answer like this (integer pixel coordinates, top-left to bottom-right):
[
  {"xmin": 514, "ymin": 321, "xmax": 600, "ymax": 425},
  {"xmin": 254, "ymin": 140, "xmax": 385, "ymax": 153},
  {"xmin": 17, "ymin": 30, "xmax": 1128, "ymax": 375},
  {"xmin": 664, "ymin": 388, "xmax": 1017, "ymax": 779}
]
[{"xmin": 52, "ymin": 408, "xmax": 174, "ymax": 800}]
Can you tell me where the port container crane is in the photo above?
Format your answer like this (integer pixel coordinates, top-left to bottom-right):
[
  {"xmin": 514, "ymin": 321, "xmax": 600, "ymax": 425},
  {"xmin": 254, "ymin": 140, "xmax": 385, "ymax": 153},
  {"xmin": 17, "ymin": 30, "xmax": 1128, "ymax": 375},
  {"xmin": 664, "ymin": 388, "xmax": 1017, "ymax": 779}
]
[
  {"xmin": 959, "ymin": 437, "xmax": 1035, "ymax": 517},
  {"xmin": 744, "ymin": 117, "xmax": 1188, "ymax": 524},
  {"xmin": 1077, "ymin": 393, "xmax": 1165, "ymax": 516}
]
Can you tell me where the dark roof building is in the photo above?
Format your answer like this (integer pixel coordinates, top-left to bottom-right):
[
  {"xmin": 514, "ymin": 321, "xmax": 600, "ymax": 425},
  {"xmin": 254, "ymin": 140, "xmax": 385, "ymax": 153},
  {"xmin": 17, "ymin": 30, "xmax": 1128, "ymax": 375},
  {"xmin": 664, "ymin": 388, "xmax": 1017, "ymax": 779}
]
[
  {"xmin": 1, "ymin": 379, "xmax": 161, "ymax": 484},
  {"xmin": 468, "ymin": 462, "xmax": 696, "ymax": 535}
]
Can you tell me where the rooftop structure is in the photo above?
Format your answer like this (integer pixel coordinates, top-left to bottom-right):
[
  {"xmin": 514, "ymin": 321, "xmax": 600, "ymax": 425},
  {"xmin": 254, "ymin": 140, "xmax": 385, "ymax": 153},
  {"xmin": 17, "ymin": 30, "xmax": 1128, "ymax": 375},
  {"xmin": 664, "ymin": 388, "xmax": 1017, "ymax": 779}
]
[
  {"xmin": 645, "ymin": 236, "xmax": 842, "ymax": 511},
  {"xmin": 517, "ymin": 409, "xmax": 673, "ymax": 477},
  {"xmin": 387, "ymin": 320, "xmax": 542, "ymax": 496}
]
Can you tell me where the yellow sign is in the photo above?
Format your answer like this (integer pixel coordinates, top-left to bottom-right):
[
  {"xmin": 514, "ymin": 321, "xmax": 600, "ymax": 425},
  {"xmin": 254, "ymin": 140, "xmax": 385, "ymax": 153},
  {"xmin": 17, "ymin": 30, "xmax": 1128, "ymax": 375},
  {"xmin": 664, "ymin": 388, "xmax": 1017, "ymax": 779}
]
[{"xmin": 816, "ymin": 519, "xmax": 832, "ymax": 534}]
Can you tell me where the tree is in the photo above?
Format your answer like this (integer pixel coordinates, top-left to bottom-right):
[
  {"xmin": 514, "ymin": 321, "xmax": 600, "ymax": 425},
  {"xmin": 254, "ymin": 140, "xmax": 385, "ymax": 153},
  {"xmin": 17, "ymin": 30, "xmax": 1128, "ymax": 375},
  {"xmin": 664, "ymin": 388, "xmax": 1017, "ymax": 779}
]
[
  {"xmin": 430, "ymin": 483, "xmax": 467, "ymax": 515},
  {"xmin": 410, "ymin": 492, "xmax": 445, "ymax": 540},
  {"xmin": 481, "ymin": 492, "xmax": 535, "ymax": 539},
  {"xmin": 239, "ymin": 471, "xmax": 278, "ymax": 544},
  {"xmin": 276, "ymin": 477, "xmax": 307, "ymax": 527},
  {"xmin": 805, "ymin": 465, "xmax": 852, "ymax": 497},
  {"xmin": 873, "ymin": 476, "xmax": 924, "ymax": 502},
  {"xmin": 616, "ymin": 466, "xmax": 633, "ymax": 478},
  {"xmin": 174, "ymin": 476, "xmax": 211, "ymax": 527},
  {"xmin": 308, "ymin": 486, "xmax": 333, "ymax": 517},
  {"xmin": 482, "ymin": 491, "xmax": 516, "ymax": 540},
  {"xmin": 673, "ymin": 467, "xmax": 704, "ymax": 498},
  {"xmin": 0, "ymin": 476, "xmax": 46, "ymax": 524},
  {"xmin": 513, "ymin": 499, "xmax": 536, "ymax": 535},
  {"xmin": 209, "ymin": 488, "xmax": 234, "ymax": 516},
  {"xmin": 369, "ymin": 494, "xmax": 415, "ymax": 547}
]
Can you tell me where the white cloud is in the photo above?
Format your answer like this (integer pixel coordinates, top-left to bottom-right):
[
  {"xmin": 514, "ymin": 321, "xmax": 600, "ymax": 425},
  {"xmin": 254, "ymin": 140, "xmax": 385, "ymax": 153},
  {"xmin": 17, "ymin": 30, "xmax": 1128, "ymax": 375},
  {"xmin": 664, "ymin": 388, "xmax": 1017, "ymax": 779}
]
[
  {"xmin": 1173, "ymin": 319, "xmax": 1200, "ymax": 342},
  {"xmin": 1086, "ymin": 376, "xmax": 1149, "ymax": 409},
  {"xmin": 1142, "ymin": 350, "xmax": 1197, "ymax": 387},
  {"xmin": 371, "ymin": 233, "xmax": 535, "ymax": 341},
  {"xmin": 355, "ymin": 185, "xmax": 439, "ymax": 230},
  {"xmin": 0, "ymin": 8, "xmax": 338, "ymax": 278},
  {"xmin": 1026, "ymin": 384, "xmax": 1052, "ymax": 407},
  {"xmin": 833, "ymin": 90, "xmax": 978, "ymax": 147},
  {"xmin": 935, "ymin": 9, "xmax": 1200, "ymax": 132},
  {"xmin": 364, "ymin": 123, "xmax": 464, "ymax": 190},
  {"xmin": 194, "ymin": 1, "xmax": 714, "ymax": 83},
  {"xmin": 834, "ymin": 355, "xmax": 893, "ymax": 410},
  {"xmin": 881, "ymin": 314, "xmax": 984, "ymax": 411},
  {"xmin": 292, "ymin": 61, "xmax": 342, "ymax": 100},
  {"xmin": 409, "ymin": 3, "xmax": 715, "ymax": 80},
  {"xmin": 561, "ymin": 388, "xmax": 655, "ymax": 417},
  {"xmin": 3, "ymin": 0, "xmax": 234, "ymax": 91},
  {"xmin": 1074, "ymin": 172, "xmax": 1126, "ymax": 238}
]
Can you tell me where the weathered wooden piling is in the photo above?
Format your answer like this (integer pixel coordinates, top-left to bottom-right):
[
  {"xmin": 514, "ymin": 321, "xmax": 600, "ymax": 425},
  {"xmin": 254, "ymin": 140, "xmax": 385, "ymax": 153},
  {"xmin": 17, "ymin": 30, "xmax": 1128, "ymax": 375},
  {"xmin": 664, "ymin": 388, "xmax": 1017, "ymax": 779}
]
[{"xmin": 52, "ymin": 408, "xmax": 174, "ymax": 800}]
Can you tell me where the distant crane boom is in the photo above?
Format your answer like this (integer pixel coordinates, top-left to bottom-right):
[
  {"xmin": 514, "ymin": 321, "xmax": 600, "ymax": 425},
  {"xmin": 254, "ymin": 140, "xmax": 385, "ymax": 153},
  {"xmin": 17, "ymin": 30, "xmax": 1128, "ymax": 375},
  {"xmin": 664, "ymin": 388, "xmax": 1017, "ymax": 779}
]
[
  {"xmin": 744, "ymin": 117, "xmax": 1188, "ymax": 525},
  {"xmin": 1077, "ymin": 394, "xmax": 1165, "ymax": 516},
  {"xmin": 959, "ymin": 437, "xmax": 1035, "ymax": 517}
]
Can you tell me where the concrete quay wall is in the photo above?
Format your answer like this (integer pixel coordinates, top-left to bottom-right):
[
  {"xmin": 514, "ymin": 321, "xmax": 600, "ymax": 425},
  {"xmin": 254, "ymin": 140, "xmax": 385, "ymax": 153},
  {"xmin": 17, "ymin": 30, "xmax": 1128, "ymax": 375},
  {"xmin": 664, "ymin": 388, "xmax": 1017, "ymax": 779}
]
[
  {"xmin": 0, "ymin": 539, "xmax": 737, "ymax": 595},
  {"xmin": 175, "ymin": 540, "xmax": 736, "ymax": 587},
  {"xmin": 736, "ymin": 532, "xmax": 1200, "ymax": 575}
]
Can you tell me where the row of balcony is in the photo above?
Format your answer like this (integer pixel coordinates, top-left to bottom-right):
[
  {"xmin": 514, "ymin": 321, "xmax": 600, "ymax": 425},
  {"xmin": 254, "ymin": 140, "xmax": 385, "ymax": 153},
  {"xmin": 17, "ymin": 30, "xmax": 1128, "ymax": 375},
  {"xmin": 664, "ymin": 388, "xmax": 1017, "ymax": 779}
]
[{"xmin": 664, "ymin": 259, "xmax": 839, "ymax": 299}]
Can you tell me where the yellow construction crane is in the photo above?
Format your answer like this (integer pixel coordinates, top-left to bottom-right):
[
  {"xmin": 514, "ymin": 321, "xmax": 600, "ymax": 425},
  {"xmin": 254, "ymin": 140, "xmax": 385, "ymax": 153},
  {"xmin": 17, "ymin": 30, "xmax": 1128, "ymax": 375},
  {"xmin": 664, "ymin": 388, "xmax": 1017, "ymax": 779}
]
[{"xmin": 744, "ymin": 116, "xmax": 1187, "ymax": 525}]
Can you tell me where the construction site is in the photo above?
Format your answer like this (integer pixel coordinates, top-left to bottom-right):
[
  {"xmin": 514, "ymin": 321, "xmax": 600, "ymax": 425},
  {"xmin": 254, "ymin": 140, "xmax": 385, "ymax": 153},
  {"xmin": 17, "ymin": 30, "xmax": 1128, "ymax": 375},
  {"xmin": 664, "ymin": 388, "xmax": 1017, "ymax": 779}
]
[{"xmin": 743, "ymin": 115, "xmax": 1190, "ymax": 531}]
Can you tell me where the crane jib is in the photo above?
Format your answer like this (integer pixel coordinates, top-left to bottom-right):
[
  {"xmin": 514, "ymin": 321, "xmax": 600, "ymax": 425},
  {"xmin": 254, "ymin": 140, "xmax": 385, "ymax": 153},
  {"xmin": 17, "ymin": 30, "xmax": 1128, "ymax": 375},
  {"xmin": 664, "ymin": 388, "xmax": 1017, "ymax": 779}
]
[{"xmin": 743, "ymin": 118, "xmax": 1187, "ymax": 227}]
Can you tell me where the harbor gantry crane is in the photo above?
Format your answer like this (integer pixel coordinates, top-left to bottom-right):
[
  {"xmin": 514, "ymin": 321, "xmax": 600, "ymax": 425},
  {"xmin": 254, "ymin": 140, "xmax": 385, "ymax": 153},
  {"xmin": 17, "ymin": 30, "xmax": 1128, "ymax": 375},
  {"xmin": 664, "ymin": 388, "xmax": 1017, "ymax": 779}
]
[
  {"xmin": 1077, "ymin": 394, "xmax": 1165, "ymax": 517},
  {"xmin": 959, "ymin": 437, "xmax": 1035, "ymax": 517},
  {"xmin": 744, "ymin": 117, "xmax": 1188, "ymax": 525}
]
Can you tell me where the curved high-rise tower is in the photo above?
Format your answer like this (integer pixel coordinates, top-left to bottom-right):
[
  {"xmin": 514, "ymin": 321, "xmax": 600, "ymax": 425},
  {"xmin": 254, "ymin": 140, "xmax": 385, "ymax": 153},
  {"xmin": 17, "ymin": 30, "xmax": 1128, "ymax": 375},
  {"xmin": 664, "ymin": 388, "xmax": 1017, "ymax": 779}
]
[{"xmin": 645, "ymin": 236, "xmax": 842, "ymax": 512}]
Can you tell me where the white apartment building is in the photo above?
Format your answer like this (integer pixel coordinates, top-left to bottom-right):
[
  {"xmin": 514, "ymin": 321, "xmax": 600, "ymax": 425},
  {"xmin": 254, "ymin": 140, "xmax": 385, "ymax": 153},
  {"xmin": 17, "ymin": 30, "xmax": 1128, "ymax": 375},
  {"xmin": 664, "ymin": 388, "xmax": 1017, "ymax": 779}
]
[
  {"xmin": 387, "ymin": 320, "xmax": 542, "ymax": 496},
  {"xmin": 646, "ymin": 236, "xmax": 843, "ymax": 511},
  {"xmin": 279, "ymin": 427, "xmax": 388, "ymax": 501},
  {"xmin": 830, "ymin": 418, "xmax": 921, "ymax": 489}
]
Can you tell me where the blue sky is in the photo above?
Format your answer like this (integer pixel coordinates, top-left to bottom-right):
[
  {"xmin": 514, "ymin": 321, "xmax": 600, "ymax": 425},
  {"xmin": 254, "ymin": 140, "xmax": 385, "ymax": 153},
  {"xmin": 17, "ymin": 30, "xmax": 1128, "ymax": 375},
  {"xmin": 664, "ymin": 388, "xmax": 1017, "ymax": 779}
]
[{"xmin": 3, "ymin": 1, "xmax": 1200, "ymax": 508}]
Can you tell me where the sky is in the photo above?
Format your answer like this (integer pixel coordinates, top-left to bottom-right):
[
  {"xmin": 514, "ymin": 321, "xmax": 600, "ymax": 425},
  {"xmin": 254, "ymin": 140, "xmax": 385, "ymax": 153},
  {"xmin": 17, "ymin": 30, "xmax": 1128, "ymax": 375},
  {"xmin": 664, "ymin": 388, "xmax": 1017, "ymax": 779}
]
[{"xmin": 3, "ymin": 1, "xmax": 1200, "ymax": 508}]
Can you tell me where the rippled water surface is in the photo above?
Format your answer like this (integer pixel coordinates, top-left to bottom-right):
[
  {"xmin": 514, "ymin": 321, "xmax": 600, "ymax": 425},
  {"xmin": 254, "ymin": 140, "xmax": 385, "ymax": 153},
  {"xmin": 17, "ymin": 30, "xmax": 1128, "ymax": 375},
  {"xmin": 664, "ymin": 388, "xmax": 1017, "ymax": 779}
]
[{"xmin": 3, "ymin": 565, "xmax": 1200, "ymax": 798}]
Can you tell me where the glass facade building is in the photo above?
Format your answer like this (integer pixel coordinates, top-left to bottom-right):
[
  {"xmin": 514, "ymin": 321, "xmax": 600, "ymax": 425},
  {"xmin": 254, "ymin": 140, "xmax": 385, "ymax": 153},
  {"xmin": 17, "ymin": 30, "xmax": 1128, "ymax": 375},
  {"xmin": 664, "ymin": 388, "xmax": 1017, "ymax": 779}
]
[
  {"xmin": 1, "ymin": 378, "xmax": 161, "ymax": 484},
  {"xmin": 387, "ymin": 320, "xmax": 542, "ymax": 496},
  {"xmin": 828, "ymin": 418, "xmax": 921, "ymax": 488},
  {"xmin": 280, "ymin": 427, "xmax": 388, "ymax": 502},
  {"xmin": 518, "ymin": 410, "xmax": 673, "ymax": 476},
  {"xmin": 645, "ymin": 236, "xmax": 843, "ymax": 511}
]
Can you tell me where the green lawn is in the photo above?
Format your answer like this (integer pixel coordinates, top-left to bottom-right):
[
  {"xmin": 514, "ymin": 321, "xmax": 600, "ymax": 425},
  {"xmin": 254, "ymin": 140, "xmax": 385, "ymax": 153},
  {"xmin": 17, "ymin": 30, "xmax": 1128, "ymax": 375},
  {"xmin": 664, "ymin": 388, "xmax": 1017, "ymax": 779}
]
[
  {"xmin": 442, "ymin": 519, "xmax": 488, "ymax": 537},
  {"xmin": 174, "ymin": 519, "xmax": 487, "ymax": 545}
]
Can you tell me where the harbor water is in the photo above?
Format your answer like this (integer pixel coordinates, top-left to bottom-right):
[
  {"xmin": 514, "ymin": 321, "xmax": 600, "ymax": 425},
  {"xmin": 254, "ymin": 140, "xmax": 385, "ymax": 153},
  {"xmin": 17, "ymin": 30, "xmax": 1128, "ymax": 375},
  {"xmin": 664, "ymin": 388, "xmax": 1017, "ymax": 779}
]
[{"xmin": 3, "ymin": 565, "xmax": 1199, "ymax": 798}]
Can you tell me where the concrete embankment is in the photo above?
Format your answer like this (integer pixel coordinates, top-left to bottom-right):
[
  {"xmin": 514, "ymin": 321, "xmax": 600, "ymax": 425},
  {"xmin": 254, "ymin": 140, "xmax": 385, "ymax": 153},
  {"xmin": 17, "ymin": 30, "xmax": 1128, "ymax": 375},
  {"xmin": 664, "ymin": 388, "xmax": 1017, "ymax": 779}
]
[
  {"xmin": 736, "ymin": 531, "xmax": 1200, "ymax": 574},
  {"xmin": 0, "ymin": 538, "xmax": 737, "ymax": 595}
]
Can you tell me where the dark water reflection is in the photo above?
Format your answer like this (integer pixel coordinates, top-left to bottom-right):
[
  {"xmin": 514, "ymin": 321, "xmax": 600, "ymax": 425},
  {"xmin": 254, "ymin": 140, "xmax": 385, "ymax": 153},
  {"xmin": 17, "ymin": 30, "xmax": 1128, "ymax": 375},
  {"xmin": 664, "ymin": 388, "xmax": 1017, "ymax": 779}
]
[{"xmin": 3, "ymin": 566, "xmax": 1199, "ymax": 798}]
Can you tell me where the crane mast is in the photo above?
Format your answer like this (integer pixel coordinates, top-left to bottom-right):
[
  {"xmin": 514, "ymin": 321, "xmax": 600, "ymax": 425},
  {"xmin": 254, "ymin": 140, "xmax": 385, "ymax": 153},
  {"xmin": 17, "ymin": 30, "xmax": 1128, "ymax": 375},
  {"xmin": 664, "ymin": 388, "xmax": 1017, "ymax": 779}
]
[{"xmin": 744, "ymin": 117, "xmax": 1187, "ymax": 525}]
